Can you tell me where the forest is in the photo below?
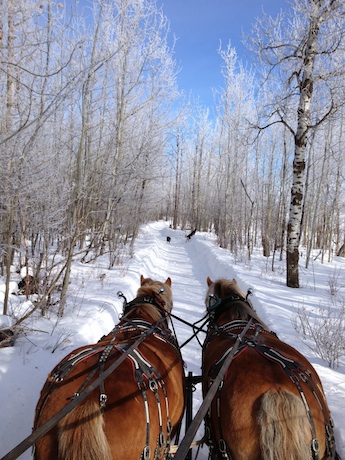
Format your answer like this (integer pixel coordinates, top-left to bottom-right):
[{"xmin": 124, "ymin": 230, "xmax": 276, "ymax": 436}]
[{"xmin": 1, "ymin": 0, "xmax": 345, "ymax": 320}]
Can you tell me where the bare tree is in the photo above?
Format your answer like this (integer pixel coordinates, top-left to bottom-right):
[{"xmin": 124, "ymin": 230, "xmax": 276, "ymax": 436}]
[
  {"xmin": 212, "ymin": 44, "xmax": 256, "ymax": 251},
  {"xmin": 0, "ymin": 0, "xmax": 179, "ymax": 320},
  {"xmin": 247, "ymin": 0, "xmax": 345, "ymax": 287},
  {"xmin": 188, "ymin": 106, "xmax": 211, "ymax": 230}
]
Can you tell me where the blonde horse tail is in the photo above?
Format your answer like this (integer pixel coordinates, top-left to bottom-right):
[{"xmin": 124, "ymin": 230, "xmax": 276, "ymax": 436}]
[
  {"xmin": 58, "ymin": 400, "xmax": 111, "ymax": 460},
  {"xmin": 258, "ymin": 389, "xmax": 312, "ymax": 460}
]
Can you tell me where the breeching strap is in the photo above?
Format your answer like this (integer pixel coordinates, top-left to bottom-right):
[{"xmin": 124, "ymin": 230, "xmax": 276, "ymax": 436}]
[
  {"xmin": 0, "ymin": 323, "xmax": 163, "ymax": 460},
  {"xmin": 173, "ymin": 318, "xmax": 254, "ymax": 460}
]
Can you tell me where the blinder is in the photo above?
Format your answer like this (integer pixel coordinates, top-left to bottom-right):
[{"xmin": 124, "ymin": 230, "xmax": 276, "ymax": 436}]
[{"xmin": 206, "ymin": 288, "xmax": 254, "ymax": 313}]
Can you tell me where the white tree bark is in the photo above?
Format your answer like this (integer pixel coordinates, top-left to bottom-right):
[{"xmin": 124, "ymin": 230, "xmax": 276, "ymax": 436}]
[{"xmin": 286, "ymin": 0, "xmax": 322, "ymax": 287}]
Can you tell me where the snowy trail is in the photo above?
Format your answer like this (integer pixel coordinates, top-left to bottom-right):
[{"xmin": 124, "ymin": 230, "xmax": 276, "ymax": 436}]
[
  {"xmin": 124, "ymin": 223, "xmax": 215, "ymax": 458},
  {"xmin": 129, "ymin": 222, "xmax": 210, "ymax": 338},
  {"xmin": 0, "ymin": 221, "xmax": 344, "ymax": 459},
  {"xmin": 126, "ymin": 222, "xmax": 345, "ymax": 458}
]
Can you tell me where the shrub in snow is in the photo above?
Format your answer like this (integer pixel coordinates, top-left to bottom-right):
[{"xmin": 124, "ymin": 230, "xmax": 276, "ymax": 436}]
[
  {"xmin": 293, "ymin": 301, "xmax": 345, "ymax": 369},
  {"xmin": 327, "ymin": 268, "xmax": 344, "ymax": 297}
]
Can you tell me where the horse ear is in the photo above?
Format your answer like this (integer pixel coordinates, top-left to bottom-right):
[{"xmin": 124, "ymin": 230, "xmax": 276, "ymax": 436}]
[
  {"xmin": 165, "ymin": 277, "xmax": 172, "ymax": 287},
  {"xmin": 140, "ymin": 275, "xmax": 145, "ymax": 285},
  {"xmin": 207, "ymin": 276, "xmax": 213, "ymax": 286}
]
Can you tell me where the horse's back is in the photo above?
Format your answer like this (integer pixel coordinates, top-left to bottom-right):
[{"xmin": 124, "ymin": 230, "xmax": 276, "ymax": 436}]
[
  {"xmin": 34, "ymin": 337, "xmax": 184, "ymax": 460},
  {"xmin": 203, "ymin": 332, "xmax": 329, "ymax": 460}
]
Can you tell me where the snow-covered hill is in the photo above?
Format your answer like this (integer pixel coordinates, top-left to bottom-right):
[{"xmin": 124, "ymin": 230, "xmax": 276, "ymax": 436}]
[{"xmin": 0, "ymin": 221, "xmax": 344, "ymax": 459}]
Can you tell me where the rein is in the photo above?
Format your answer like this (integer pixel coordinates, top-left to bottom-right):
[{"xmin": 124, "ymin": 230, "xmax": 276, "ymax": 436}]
[
  {"xmin": 169, "ymin": 311, "xmax": 209, "ymax": 348},
  {"xmin": 173, "ymin": 318, "xmax": 254, "ymax": 460},
  {"xmin": 121, "ymin": 290, "xmax": 209, "ymax": 349},
  {"xmin": 119, "ymin": 286, "xmax": 211, "ymax": 351}
]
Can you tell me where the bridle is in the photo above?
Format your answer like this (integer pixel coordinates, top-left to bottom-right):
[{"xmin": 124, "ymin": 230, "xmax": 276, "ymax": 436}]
[{"xmin": 118, "ymin": 288, "xmax": 171, "ymax": 324}]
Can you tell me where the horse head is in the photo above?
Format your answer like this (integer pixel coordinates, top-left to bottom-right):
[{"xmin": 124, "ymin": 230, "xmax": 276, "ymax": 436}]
[
  {"xmin": 206, "ymin": 277, "xmax": 245, "ymax": 302},
  {"xmin": 138, "ymin": 275, "xmax": 173, "ymax": 311},
  {"xmin": 120, "ymin": 275, "xmax": 173, "ymax": 327},
  {"xmin": 205, "ymin": 276, "xmax": 269, "ymax": 328}
]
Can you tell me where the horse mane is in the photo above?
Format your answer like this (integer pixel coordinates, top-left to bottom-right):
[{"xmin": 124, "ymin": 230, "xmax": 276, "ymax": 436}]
[
  {"xmin": 214, "ymin": 278, "xmax": 246, "ymax": 299},
  {"xmin": 224, "ymin": 300, "xmax": 269, "ymax": 330},
  {"xmin": 124, "ymin": 303, "xmax": 166, "ymax": 325}
]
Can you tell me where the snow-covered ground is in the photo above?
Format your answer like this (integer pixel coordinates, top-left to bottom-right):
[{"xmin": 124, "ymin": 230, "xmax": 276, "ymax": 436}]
[{"xmin": 0, "ymin": 221, "xmax": 344, "ymax": 459}]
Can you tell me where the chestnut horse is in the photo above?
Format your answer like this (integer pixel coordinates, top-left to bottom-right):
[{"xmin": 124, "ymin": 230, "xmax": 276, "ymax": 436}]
[
  {"xmin": 33, "ymin": 276, "xmax": 185, "ymax": 460},
  {"xmin": 202, "ymin": 277, "xmax": 340, "ymax": 460}
]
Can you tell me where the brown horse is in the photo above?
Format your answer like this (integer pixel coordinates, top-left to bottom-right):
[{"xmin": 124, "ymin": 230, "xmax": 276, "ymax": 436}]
[
  {"xmin": 33, "ymin": 276, "xmax": 185, "ymax": 460},
  {"xmin": 202, "ymin": 277, "xmax": 340, "ymax": 460}
]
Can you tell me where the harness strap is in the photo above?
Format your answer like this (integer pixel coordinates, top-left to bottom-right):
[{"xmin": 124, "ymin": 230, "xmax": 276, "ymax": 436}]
[
  {"xmin": 49, "ymin": 317, "xmax": 179, "ymax": 406},
  {"xmin": 50, "ymin": 346, "xmax": 105, "ymax": 382},
  {"xmin": 216, "ymin": 382, "xmax": 232, "ymax": 460},
  {"xmin": 50, "ymin": 331, "xmax": 119, "ymax": 410},
  {"xmin": 98, "ymin": 336, "xmax": 117, "ymax": 410},
  {"xmin": 252, "ymin": 344, "xmax": 320, "ymax": 460},
  {"xmin": 116, "ymin": 344, "xmax": 172, "ymax": 460},
  {"xmin": 205, "ymin": 348, "xmax": 237, "ymax": 460},
  {"xmin": 205, "ymin": 328, "xmax": 336, "ymax": 460}
]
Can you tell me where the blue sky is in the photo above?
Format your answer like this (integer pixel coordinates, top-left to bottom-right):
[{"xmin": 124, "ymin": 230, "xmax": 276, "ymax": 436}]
[{"xmin": 156, "ymin": 0, "xmax": 290, "ymax": 107}]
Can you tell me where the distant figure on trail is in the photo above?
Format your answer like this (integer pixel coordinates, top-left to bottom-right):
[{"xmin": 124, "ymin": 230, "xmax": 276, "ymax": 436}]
[
  {"xmin": 186, "ymin": 229, "xmax": 197, "ymax": 241},
  {"xmin": 166, "ymin": 236, "xmax": 171, "ymax": 243}
]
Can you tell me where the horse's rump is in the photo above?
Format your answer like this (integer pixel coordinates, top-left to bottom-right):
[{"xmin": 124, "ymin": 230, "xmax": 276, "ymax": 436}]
[
  {"xmin": 202, "ymin": 276, "xmax": 337, "ymax": 460},
  {"xmin": 34, "ymin": 276, "xmax": 185, "ymax": 460},
  {"xmin": 203, "ymin": 333, "xmax": 329, "ymax": 460},
  {"xmin": 35, "ymin": 339, "xmax": 184, "ymax": 459}
]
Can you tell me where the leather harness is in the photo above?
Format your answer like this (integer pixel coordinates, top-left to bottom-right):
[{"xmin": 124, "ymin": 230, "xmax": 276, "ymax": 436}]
[
  {"xmin": 203, "ymin": 296, "xmax": 338, "ymax": 460},
  {"xmin": 38, "ymin": 295, "xmax": 181, "ymax": 460}
]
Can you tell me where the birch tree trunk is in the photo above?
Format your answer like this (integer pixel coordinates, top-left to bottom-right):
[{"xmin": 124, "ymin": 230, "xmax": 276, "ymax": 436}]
[
  {"xmin": 247, "ymin": 0, "xmax": 345, "ymax": 286},
  {"xmin": 2, "ymin": 0, "xmax": 16, "ymax": 315},
  {"xmin": 286, "ymin": 0, "xmax": 321, "ymax": 287},
  {"xmin": 172, "ymin": 133, "xmax": 182, "ymax": 229}
]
